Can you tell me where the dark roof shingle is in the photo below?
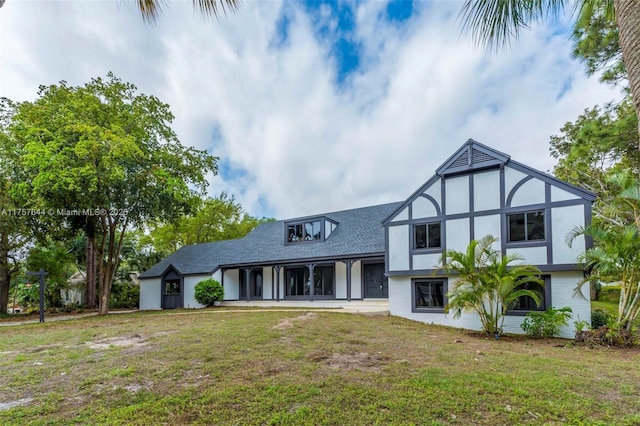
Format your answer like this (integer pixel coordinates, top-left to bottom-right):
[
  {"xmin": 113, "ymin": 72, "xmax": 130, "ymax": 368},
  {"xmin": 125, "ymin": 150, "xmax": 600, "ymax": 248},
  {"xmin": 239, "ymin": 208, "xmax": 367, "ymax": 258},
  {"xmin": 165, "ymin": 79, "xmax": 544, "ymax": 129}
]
[{"xmin": 139, "ymin": 202, "xmax": 400, "ymax": 279}]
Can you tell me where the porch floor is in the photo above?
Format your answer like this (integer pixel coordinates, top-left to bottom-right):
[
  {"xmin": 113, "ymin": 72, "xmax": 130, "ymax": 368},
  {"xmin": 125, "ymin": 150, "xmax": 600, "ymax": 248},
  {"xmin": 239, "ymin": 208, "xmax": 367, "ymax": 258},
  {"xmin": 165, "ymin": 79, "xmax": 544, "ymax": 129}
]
[{"xmin": 220, "ymin": 299, "xmax": 389, "ymax": 315}]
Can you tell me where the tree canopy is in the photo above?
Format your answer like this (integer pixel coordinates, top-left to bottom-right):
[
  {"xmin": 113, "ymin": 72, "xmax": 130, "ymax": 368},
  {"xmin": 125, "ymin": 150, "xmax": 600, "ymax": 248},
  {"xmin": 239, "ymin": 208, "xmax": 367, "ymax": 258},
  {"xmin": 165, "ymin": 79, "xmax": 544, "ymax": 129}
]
[{"xmin": 7, "ymin": 73, "xmax": 218, "ymax": 314}]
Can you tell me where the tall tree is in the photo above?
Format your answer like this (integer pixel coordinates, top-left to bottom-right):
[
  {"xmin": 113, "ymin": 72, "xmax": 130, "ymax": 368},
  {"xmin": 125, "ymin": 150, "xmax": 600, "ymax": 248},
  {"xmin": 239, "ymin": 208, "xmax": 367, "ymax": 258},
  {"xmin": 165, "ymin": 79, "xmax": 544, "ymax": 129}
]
[
  {"xmin": 142, "ymin": 192, "xmax": 272, "ymax": 255},
  {"xmin": 460, "ymin": 0, "xmax": 640, "ymax": 146},
  {"xmin": 569, "ymin": 171, "xmax": 640, "ymax": 333},
  {"xmin": 550, "ymin": 97, "xmax": 639, "ymax": 225},
  {"xmin": 0, "ymin": 98, "xmax": 31, "ymax": 314},
  {"xmin": 9, "ymin": 73, "xmax": 218, "ymax": 315}
]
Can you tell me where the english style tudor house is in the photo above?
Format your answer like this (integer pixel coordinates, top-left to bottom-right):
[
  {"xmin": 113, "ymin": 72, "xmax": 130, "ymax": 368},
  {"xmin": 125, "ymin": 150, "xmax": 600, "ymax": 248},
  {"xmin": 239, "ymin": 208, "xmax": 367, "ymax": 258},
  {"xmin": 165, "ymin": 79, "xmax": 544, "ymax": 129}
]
[{"xmin": 138, "ymin": 140, "xmax": 594, "ymax": 337}]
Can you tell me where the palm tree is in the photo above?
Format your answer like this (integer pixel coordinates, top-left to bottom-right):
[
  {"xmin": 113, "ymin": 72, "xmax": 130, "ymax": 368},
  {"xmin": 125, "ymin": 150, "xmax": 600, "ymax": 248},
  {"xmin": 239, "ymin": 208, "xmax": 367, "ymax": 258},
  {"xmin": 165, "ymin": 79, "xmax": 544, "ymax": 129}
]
[
  {"xmin": 460, "ymin": 0, "xmax": 640, "ymax": 147},
  {"xmin": 442, "ymin": 235, "xmax": 543, "ymax": 336},
  {"xmin": 136, "ymin": 0, "xmax": 240, "ymax": 23},
  {"xmin": 569, "ymin": 171, "xmax": 640, "ymax": 332}
]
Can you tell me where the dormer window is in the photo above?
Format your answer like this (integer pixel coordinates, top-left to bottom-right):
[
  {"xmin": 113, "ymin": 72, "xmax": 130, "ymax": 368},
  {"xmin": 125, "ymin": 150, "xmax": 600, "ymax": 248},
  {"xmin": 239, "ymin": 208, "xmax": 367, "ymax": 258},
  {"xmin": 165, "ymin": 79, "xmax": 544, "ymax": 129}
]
[{"xmin": 286, "ymin": 217, "xmax": 337, "ymax": 244}]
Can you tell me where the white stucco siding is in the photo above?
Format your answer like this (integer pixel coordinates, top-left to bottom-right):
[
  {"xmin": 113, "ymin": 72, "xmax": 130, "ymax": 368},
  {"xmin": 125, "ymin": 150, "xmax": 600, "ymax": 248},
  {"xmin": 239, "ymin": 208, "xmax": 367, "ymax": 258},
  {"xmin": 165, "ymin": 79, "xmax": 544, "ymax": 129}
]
[
  {"xmin": 388, "ymin": 277, "xmax": 483, "ymax": 331},
  {"xmin": 351, "ymin": 261, "xmax": 362, "ymax": 299},
  {"xmin": 412, "ymin": 253, "xmax": 441, "ymax": 270},
  {"xmin": 551, "ymin": 186, "xmax": 580, "ymax": 202},
  {"xmin": 507, "ymin": 246, "xmax": 547, "ymax": 265},
  {"xmin": 424, "ymin": 179, "xmax": 442, "ymax": 207},
  {"xmin": 389, "ymin": 272, "xmax": 589, "ymax": 338},
  {"xmin": 392, "ymin": 207, "xmax": 409, "ymax": 222},
  {"xmin": 263, "ymin": 267, "xmax": 273, "ymax": 300},
  {"xmin": 445, "ymin": 175, "xmax": 469, "ymax": 214},
  {"xmin": 335, "ymin": 261, "xmax": 347, "ymax": 299},
  {"xmin": 473, "ymin": 214, "xmax": 501, "ymax": 243},
  {"xmin": 549, "ymin": 271, "xmax": 590, "ymax": 338},
  {"xmin": 504, "ymin": 166, "xmax": 528, "ymax": 197},
  {"xmin": 509, "ymin": 177, "xmax": 545, "ymax": 207},
  {"xmin": 412, "ymin": 196, "xmax": 438, "ymax": 219},
  {"xmin": 224, "ymin": 269, "xmax": 240, "ymax": 300},
  {"xmin": 183, "ymin": 275, "xmax": 208, "ymax": 308},
  {"xmin": 473, "ymin": 170, "xmax": 500, "ymax": 212},
  {"xmin": 446, "ymin": 218, "xmax": 470, "ymax": 253},
  {"xmin": 139, "ymin": 278, "xmax": 161, "ymax": 310},
  {"xmin": 552, "ymin": 205, "xmax": 585, "ymax": 265},
  {"xmin": 389, "ymin": 225, "xmax": 409, "ymax": 271}
]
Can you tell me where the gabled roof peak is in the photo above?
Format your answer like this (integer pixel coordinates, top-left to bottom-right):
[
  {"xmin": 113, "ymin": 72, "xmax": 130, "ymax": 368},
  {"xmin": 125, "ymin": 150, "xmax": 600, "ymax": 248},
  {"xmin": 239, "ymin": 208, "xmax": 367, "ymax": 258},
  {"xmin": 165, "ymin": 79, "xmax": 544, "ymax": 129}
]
[{"xmin": 436, "ymin": 138, "xmax": 510, "ymax": 176}]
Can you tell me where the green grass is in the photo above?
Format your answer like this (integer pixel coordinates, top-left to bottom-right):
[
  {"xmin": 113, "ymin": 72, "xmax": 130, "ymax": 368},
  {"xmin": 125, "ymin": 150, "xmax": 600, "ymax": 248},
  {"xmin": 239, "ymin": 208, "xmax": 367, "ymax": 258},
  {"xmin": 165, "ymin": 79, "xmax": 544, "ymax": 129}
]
[
  {"xmin": 1, "ymin": 309, "xmax": 639, "ymax": 425},
  {"xmin": 592, "ymin": 300, "xmax": 618, "ymax": 316}
]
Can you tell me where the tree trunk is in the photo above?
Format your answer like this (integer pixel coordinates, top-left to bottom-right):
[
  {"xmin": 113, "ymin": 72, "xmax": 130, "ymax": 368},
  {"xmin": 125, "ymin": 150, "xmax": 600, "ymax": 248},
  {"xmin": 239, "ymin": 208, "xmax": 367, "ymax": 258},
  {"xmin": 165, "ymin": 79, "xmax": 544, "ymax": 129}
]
[
  {"xmin": 0, "ymin": 232, "xmax": 12, "ymax": 313},
  {"xmin": 0, "ymin": 262, "xmax": 10, "ymax": 314},
  {"xmin": 85, "ymin": 236, "xmax": 97, "ymax": 309},
  {"xmin": 613, "ymin": 0, "xmax": 640, "ymax": 147}
]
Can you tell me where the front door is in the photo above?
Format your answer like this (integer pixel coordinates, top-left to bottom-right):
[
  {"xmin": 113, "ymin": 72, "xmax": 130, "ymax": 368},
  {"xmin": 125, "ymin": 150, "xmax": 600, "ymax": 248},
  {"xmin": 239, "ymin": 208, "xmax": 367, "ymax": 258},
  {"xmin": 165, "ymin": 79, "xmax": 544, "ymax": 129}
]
[
  {"xmin": 162, "ymin": 279, "xmax": 182, "ymax": 309},
  {"xmin": 363, "ymin": 263, "xmax": 388, "ymax": 298}
]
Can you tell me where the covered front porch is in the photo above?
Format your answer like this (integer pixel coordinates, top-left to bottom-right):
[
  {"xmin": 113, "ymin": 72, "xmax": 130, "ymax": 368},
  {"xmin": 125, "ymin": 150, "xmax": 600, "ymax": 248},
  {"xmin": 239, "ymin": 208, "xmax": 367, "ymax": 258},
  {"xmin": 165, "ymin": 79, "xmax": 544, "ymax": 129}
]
[{"xmin": 219, "ymin": 258, "xmax": 388, "ymax": 302}]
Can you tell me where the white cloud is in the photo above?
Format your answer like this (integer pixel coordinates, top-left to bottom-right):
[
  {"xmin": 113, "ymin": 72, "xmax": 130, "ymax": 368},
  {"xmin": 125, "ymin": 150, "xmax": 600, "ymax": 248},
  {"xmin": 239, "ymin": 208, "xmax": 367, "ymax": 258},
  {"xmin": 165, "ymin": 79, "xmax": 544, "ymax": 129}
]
[{"xmin": 0, "ymin": 1, "xmax": 622, "ymax": 220}]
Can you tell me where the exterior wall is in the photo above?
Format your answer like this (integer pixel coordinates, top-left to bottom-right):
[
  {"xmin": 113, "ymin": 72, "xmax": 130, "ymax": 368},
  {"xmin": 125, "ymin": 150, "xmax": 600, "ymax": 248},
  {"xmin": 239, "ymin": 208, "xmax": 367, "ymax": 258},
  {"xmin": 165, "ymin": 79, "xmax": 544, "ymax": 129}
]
[
  {"xmin": 388, "ymin": 225, "xmax": 409, "ymax": 270},
  {"xmin": 183, "ymin": 275, "xmax": 209, "ymax": 308},
  {"xmin": 446, "ymin": 218, "xmax": 469, "ymax": 253},
  {"xmin": 445, "ymin": 175, "xmax": 469, "ymax": 214},
  {"xmin": 509, "ymin": 176, "xmax": 545, "ymax": 207},
  {"xmin": 387, "ymin": 163, "xmax": 592, "ymax": 275},
  {"xmin": 412, "ymin": 196, "xmax": 437, "ymax": 219},
  {"xmin": 473, "ymin": 214, "xmax": 500, "ymax": 242},
  {"xmin": 473, "ymin": 170, "xmax": 500, "ymax": 211},
  {"xmin": 263, "ymin": 267, "xmax": 273, "ymax": 300},
  {"xmin": 351, "ymin": 261, "xmax": 362, "ymax": 299},
  {"xmin": 139, "ymin": 278, "xmax": 161, "ymax": 310},
  {"xmin": 412, "ymin": 253, "xmax": 440, "ymax": 270},
  {"xmin": 224, "ymin": 269, "xmax": 240, "ymax": 300},
  {"xmin": 335, "ymin": 262, "xmax": 347, "ymax": 299},
  {"xmin": 388, "ymin": 271, "xmax": 589, "ymax": 338},
  {"xmin": 552, "ymin": 205, "xmax": 585, "ymax": 264}
]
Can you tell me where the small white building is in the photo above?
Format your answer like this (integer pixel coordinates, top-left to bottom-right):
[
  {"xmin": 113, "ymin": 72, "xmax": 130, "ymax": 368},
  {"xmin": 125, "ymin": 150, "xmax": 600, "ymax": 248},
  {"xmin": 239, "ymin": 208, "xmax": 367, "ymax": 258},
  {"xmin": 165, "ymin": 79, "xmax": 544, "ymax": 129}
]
[{"xmin": 138, "ymin": 139, "xmax": 594, "ymax": 337}]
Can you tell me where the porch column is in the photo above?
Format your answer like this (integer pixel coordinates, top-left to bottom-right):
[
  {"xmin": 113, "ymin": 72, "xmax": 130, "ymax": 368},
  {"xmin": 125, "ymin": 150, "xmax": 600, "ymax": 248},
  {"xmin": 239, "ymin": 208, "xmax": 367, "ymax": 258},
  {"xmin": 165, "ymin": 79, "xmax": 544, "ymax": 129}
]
[
  {"xmin": 307, "ymin": 263, "xmax": 315, "ymax": 301},
  {"xmin": 244, "ymin": 268, "xmax": 251, "ymax": 302},
  {"xmin": 342, "ymin": 260, "xmax": 355, "ymax": 302},
  {"xmin": 274, "ymin": 265, "xmax": 282, "ymax": 302},
  {"xmin": 220, "ymin": 269, "xmax": 225, "ymax": 295}
]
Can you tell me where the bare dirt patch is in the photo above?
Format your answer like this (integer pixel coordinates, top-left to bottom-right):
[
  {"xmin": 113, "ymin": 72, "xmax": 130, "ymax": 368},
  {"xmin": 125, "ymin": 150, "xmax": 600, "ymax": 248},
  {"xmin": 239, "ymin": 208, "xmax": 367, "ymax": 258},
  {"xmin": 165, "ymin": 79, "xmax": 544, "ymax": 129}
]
[
  {"xmin": 86, "ymin": 334, "xmax": 147, "ymax": 350},
  {"xmin": 0, "ymin": 398, "xmax": 33, "ymax": 412},
  {"xmin": 321, "ymin": 352, "xmax": 387, "ymax": 371},
  {"xmin": 272, "ymin": 312, "xmax": 317, "ymax": 330}
]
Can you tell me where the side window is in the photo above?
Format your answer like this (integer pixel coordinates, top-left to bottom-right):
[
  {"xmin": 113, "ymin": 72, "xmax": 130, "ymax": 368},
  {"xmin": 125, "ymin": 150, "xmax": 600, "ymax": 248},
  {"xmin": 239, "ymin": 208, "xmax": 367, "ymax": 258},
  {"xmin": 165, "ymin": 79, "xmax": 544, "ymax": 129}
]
[
  {"xmin": 414, "ymin": 222, "xmax": 441, "ymax": 250},
  {"xmin": 507, "ymin": 276, "xmax": 549, "ymax": 314},
  {"xmin": 412, "ymin": 279, "xmax": 447, "ymax": 312},
  {"xmin": 508, "ymin": 210, "xmax": 544, "ymax": 242}
]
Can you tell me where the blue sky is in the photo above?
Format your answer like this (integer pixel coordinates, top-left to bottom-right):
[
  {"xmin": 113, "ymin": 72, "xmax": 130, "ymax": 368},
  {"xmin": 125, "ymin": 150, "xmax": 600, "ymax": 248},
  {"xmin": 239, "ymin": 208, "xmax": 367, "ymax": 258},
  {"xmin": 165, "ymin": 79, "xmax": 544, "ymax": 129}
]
[{"xmin": 0, "ymin": 1, "xmax": 622, "ymax": 219}]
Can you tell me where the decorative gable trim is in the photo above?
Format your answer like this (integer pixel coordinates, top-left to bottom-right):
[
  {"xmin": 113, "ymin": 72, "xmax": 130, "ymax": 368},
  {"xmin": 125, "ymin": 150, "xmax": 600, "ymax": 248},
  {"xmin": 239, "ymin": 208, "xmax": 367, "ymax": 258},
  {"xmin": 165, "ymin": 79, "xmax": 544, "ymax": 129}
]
[
  {"xmin": 507, "ymin": 160, "xmax": 596, "ymax": 202},
  {"xmin": 436, "ymin": 139, "xmax": 510, "ymax": 176},
  {"xmin": 382, "ymin": 174, "xmax": 441, "ymax": 225}
]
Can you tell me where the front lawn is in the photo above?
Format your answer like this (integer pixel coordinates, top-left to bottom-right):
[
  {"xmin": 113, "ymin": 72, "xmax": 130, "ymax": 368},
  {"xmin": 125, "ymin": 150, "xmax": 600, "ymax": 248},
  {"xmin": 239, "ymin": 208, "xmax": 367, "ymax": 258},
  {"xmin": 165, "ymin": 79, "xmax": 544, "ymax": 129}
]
[{"xmin": 1, "ymin": 309, "xmax": 638, "ymax": 425}]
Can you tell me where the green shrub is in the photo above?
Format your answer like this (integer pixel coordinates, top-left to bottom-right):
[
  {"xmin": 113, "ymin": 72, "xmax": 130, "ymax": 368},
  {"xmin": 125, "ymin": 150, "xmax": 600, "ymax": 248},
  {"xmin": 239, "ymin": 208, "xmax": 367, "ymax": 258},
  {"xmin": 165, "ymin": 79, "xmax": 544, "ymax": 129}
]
[
  {"xmin": 110, "ymin": 282, "xmax": 140, "ymax": 309},
  {"xmin": 597, "ymin": 286, "xmax": 621, "ymax": 303},
  {"xmin": 521, "ymin": 307, "xmax": 572, "ymax": 338},
  {"xmin": 194, "ymin": 278, "xmax": 224, "ymax": 306},
  {"xmin": 591, "ymin": 309, "xmax": 610, "ymax": 329}
]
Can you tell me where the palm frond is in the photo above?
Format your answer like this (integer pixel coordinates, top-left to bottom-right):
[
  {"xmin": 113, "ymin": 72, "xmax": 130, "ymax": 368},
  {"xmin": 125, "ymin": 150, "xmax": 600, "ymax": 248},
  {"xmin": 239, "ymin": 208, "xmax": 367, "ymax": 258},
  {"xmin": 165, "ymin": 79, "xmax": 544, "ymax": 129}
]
[
  {"xmin": 459, "ymin": 0, "xmax": 570, "ymax": 50},
  {"xmin": 137, "ymin": 0, "xmax": 240, "ymax": 24}
]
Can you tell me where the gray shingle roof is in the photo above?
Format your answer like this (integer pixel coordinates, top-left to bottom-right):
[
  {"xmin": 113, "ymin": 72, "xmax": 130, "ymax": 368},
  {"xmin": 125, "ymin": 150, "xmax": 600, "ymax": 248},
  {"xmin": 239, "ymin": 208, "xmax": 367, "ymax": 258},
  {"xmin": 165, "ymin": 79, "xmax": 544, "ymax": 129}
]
[{"xmin": 139, "ymin": 202, "xmax": 401, "ymax": 279}]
